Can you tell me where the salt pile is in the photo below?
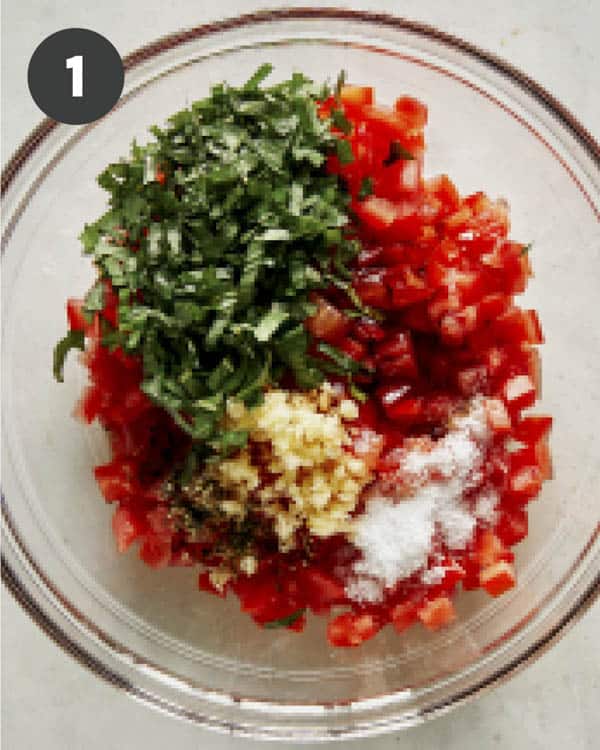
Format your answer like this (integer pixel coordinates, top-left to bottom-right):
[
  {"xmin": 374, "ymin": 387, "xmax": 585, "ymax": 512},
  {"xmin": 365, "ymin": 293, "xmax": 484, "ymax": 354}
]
[{"xmin": 346, "ymin": 398, "xmax": 498, "ymax": 603}]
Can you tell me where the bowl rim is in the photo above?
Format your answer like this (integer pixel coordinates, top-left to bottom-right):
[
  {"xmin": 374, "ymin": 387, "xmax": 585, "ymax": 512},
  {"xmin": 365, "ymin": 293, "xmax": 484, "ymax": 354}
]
[{"xmin": 2, "ymin": 6, "xmax": 599, "ymax": 741}]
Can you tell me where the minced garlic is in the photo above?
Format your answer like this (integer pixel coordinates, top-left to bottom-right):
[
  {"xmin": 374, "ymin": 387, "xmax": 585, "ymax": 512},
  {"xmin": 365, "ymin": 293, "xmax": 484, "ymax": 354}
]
[{"xmin": 209, "ymin": 385, "xmax": 372, "ymax": 549}]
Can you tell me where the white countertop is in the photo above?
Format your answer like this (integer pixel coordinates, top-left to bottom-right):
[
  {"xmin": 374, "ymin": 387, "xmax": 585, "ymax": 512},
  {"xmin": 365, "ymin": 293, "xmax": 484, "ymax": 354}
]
[{"xmin": 2, "ymin": 1, "xmax": 599, "ymax": 748}]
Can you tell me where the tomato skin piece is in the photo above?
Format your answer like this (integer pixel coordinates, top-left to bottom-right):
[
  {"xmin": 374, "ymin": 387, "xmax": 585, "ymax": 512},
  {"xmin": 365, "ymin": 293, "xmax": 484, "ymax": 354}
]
[
  {"xmin": 480, "ymin": 561, "xmax": 516, "ymax": 597},
  {"xmin": 327, "ymin": 612, "xmax": 381, "ymax": 647},
  {"xmin": 417, "ymin": 596, "xmax": 456, "ymax": 630}
]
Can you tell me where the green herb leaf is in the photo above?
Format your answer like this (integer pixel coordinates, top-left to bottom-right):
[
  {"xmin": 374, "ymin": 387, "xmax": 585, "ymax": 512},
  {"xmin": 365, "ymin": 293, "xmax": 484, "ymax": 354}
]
[
  {"xmin": 331, "ymin": 108, "xmax": 352, "ymax": 135},
  {"xmin": 53, "ymin": 330, "xmax": 85, "ymax": 382},
  {"xmin": 83, "ymin": 280, "xmax": 105, "ymax": 318},
  {"xmin": 254, "ymin": 304, "xmax": 289, "ymax": 342},
  {"xmin": 358, "ymin": 176, "xmax": 373, "ymax": 201},
  {"xmin": 521, "ymin": 242, "xmax": 533, "ymax": 256},
  {"xmin": 243, "ymin": 63, "xmax": 273, "ymax": 90},
  {"xmin": 263, "ymin": 607, "xmax": 306, "ymax": 629},
  {"xmin": 334, "ymin": 69, "xmax": 347, "ymax": 100},
  {"xmin": 349, "ymin": 382, "xmax": 368, "ymax": 403},
  {"xmin": 317, "ymin": 342, "xmax": 361, "ymax": 374},
  {"xmin": 383, "ymin": 140, "xmax": 415, "ymax": 166},
  {"xmin": 336, "ymin": 139, "xmax": 354, "ymax": 165}
]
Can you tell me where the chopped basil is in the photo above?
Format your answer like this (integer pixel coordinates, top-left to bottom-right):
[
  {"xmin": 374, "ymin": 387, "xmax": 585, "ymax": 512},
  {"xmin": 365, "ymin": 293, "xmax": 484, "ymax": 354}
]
[
  {"xmin": 358, "ymin": 176, "xmax": 373, "ymax": 201},
  {"xmin": 331, "ymin": 108, "xmax": 352, "ymax": 136},
  {"xmin": 336, "ymin": 139, "xmax": 354, "ymax": 165},
  {"xmin": 349, "ymin": 382, "xmax": 368, "ymax": 403},
  {"xmin": 263, "ymin": 607, "xmax": 306, "ymax": 629},
  {"xmin": 317, "ymin": 342, "xmax": 361, "ymax": 375},
  {"xmin": 82, "ymin": 280, "xmax": 105, "ymax": 319},
  {"xmin": 53, "ymin": 330, "xmax": 85, "ymax": 382},
  {"xmin": 521, "ymin": 242, "xmax": 533, "ymax": 256},
  {"xmin": 334, "ymin": 69, "xmax": 347, "ymax": 100},
  {"xmin": 383, "ymin": 140, "xmax": 415, "ymax": 166},
  {"xmin": 54, "ymin": 67, "xmax": 362, "ymax": 453}
]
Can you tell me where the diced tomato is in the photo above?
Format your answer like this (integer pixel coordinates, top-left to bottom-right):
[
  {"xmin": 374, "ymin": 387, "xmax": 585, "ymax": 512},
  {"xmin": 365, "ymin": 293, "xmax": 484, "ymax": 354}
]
[
  {"xmin": 484, "ymin": 398, "xmax": 512, "ymax": 433},
  {"xmin": 391, "ymin": 602, "xmax": 419, "ymax": 633},
  {"xmin": 353, "ymin": 269, "xmax": 390, "ymax": 308},
  {"xmin": 354, "ymin": 196, "xmax": 399, "ymax": 232},
  {"xmin": 417, "ymin": 596, "xmax": 456, "ymax": 630},
  {"xmin": 75, "ymin": 385, "xmax": 104, "ymax": 424},
  {"xmin": 484, "ymin": 346, "xmax": 508, "ymax": 377},
  {"xmin": 457, "ymin": 365, "xmax": 487, "ymax": 396},
  {"xmin": 388, "ymin": 266, "xmax": 432, "ymax": 308},
  {"xmin": 112, "ymin": 506, "xmax": 144, "ymax": 553},
  {"xmin": 139, "ymin": 535, "xmax": 172, "ymax": 569},
  {"xmin": 353, "ymin": 317, "xmax": 386, "ymax": 342},
  {"xmin": 339, "ymin": 337, "xmax": 367, "ymax": 362},
  {"xmin": 357, "ymin": 246, "xmax": 384, "ymax": 267},
  {"xmin": 480, "ymin": 561, "xmax": 516, "ymax": 597},
  {"xmin": 425, "ymin": 174, "xmax": 460, "ymax": 213},
  {"xmin": 513, "ymin": 415, "xmax": 552, "ymax": 444},
  {"xmin": 440, "ymin": 307, "xmax": 477, "ymax": 345},
  {"xmin": 300, "ymin": 568, "xmax": 346, "ymax": 613},
  {"xmin": 476, "ymin": 529, "xmax": 506, "ymax": 568},
  {"xmin": 477, "ymin": 293, "xmax": 507, "ymax": 323},
  {"xmin": 340, "ymin": 85, "xmax": 374, "ymax": 109},
  {"xmin": 506, "ymin": 465, "xmax": 542, "ymax": 504},
  {"xmin": 496, "ymin": 507, "xmax": 528, "ymax": 546},
  {"xmin": 376, "ymin": 331, "xmax": 415, "ymax": 361},
  {"xmin": 378, "ymin": 383, "xmax": 423, "ymax": 423},
  {"xmin": 394, "ymin": 96, "xmax": 428, "ymax": 130},
  {"xmin": 535, "ymin": 437, "xmax": 553, "ymax": 481},
  {"xmin": 502, "ymin": 374, "xmax": 537, "ymax": 413},
  {"xmin": 494, "ymin": 308, "xmax": 543, "ymax": 345},
  {"xmin": 66, "ymin": 298, "xmax": 87, "ymax": 332},
  {"xmin": 327, "ymin": 612, "xmax": 381, "ymax": 647},
  {"xmin": 306, "ymin": 296, "xmax": 350, "ymax": 344}
]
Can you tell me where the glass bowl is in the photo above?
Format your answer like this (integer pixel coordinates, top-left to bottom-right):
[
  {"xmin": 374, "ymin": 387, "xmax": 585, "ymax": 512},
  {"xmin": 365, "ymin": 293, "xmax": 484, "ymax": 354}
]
[{"xmin": 2, "ymin": 8, "xmax": 599, "ymax": 742}]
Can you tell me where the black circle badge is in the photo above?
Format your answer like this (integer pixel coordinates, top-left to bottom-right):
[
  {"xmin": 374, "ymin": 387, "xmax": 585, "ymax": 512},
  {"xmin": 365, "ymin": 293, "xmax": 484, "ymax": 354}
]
[{"xmin": 28, "ymin": 28, "xmax": 124, "ymax": 125}]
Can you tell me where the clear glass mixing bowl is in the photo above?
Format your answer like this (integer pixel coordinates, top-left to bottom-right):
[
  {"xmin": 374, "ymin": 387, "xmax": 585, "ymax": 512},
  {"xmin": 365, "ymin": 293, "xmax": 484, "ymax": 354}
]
[{"xmin": 2, "ymin": 8, "xmax": 599, "ymax": 742}]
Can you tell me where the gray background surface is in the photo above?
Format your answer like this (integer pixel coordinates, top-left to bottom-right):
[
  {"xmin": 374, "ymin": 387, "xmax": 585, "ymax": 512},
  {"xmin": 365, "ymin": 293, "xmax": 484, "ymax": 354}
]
[{"xmin": 2, "ymin": 1, "xmax": 599, "ymax": 748}]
